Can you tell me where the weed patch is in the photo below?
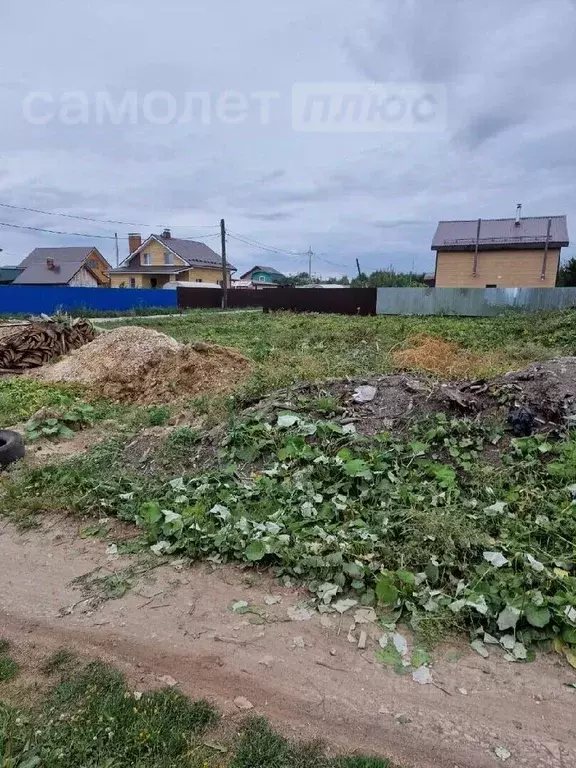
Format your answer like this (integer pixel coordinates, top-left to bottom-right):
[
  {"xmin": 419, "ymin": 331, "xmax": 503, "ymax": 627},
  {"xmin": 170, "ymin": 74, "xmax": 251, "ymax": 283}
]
[
  {"xmin": 6, "ymin": 410, "xmax": 576, "ymax": 660},
  {"xmin": 0, "ymin": 379, "xmax": 80, "ymax": 428},
  {"xmin": 0, "ymin": 659, "xmax": 395, "ymax": 767},
  {"xmin": 0, "ymin": 658, "xmax": 19, "ymax": 682}
]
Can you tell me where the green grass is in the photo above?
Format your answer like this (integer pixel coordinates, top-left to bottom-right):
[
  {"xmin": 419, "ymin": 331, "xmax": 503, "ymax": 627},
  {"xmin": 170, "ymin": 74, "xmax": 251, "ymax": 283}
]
[
  {"xmin": 231, "ymin": 718, "xmax": 390, "ymax": 768},
  {"xmin": 0, "ymin": 658, "xmax": 393, "ymax": 767},
  {"xmin": 0, "ymin": 639, "xmax": 19, "ymax": 683},
  {"xmin": 0, "ymin": 379, "xmax": 81, "ymax": 428},
  {"xmin": 0, "ymin": 657, "xmax": 19, "ymax": 682},
  {"xmin": 103, "ymin": 309, "xmax": 576, "ymax": 398},
  {"xmin": 0, "ymin": 307, "xmax": 186, "ymax": 320}
]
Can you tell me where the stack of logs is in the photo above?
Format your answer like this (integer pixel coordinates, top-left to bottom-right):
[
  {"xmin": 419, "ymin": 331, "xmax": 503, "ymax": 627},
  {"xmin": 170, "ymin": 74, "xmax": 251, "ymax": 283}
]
[{"xmin": 0, "ymin": 318, "xmax": 95, "ymax": 372}]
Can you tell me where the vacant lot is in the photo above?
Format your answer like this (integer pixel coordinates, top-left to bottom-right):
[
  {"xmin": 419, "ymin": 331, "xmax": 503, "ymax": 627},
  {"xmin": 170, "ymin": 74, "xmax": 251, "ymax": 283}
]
[
  {"xmin": 104, "ymin": 308, "xmax": 576, "ymax": 395},
  {"xmin": 2, "ymin": 309, "xmax": 576, "ymax": 767}
]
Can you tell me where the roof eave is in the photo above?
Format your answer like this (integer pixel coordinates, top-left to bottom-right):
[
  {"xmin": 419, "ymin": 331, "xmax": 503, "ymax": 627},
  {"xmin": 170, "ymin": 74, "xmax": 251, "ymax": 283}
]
[{"xmin": 433, "ymin": 241, "xmax": 569, "ymax": 252}]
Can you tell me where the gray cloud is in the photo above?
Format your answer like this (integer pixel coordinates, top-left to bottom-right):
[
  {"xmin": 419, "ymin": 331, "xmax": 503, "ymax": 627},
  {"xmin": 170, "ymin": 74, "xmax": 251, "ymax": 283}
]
[
  {"xmin": 245, "ymin": 211, "xmax": 295, "ymax": 222},
  {"xmin": 0, "ymin": 0, "xmax": 575, "ymax": 274}
]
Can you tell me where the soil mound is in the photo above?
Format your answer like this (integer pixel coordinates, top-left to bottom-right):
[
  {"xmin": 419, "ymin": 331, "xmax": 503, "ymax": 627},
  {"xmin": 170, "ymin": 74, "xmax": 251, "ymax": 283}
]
[
  {"xmin": 33, "ymin": 326, "xmax": 251, "ymax": 404},
  {"xmin": 244, "ymin": 356, "xmax": 576, "ymax": 436}
]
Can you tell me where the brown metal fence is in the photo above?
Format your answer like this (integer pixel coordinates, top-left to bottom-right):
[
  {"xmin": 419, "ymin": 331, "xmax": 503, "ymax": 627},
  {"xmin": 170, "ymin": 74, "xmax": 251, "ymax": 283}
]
[{"xmin": 177, "ymin": 287, "xmax": 377, "ymax": 315}]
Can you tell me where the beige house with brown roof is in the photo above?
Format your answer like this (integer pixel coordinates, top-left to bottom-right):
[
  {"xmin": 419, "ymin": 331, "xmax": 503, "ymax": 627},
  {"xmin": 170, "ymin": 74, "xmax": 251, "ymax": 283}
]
[
  {"xmin": 432, "ymin": 209, "xmax": 569, "ymax": 288},
  {"xmin": 109, "ymin": 230, "xmax": 234, "ymax": 289}
]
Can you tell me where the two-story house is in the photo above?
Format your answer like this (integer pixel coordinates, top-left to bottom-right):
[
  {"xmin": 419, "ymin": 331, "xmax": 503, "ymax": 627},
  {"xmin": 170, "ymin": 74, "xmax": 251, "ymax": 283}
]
[
  {"xmin": 14, "ymin": 247, "xmax": 111, "ymax": 287},
  {"xmin": 432, "ymin": 208, "xmax": 569, "ymax": 288},
  {"xmin": 109, "ymin": 230, "xmax": 235, "ymax": 288}
]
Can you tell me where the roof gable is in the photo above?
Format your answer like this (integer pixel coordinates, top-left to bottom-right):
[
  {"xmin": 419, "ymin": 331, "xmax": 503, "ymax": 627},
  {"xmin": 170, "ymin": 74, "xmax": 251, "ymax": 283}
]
[
  {"xmin": 157, "ymin": 235, "xmax": 235, "ymax": 270},
  {"xmin": 117, "ymin": 235, "xmax": 234, "ymax": 271},
  {"xmin": 19, "ymin": 246, "xmax": 110, "ymax": 270},
  {"xmin": 432, "ymin": 216, "xmax": 569, "ymax": 251},
  {"xmin": 240, "ymin": 264, "xmax": 285, "ymax": 279},
  {"xmin": 13, "ymin": 260, "xmax": 99, "ymax": 285}
]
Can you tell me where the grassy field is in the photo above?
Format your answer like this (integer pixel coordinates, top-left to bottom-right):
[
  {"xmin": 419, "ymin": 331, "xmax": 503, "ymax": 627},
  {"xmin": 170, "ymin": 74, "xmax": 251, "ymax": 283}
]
[
  {"xmin": 0, "ymin": 644, "xmax": 391, "ymax": 767},
  {"xmin": 2, "ymin": 309, "xmax": 576, "ymax": 760},
  {"xmin": 105, "ymin": 309, "xmax": 576, "ymax": 397}
]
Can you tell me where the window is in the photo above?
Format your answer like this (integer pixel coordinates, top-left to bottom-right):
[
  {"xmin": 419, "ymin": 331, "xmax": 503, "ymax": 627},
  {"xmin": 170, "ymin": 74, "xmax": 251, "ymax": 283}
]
[
  {"xmin": 486, "ymin": 284, "xmax": 497, "ymax": 288},
  {"xmin": 142, "ymin": 253, "xmax": 151, "ymax": 266},
  {"xmin": 129, "ymin": 278, "xmax": 136, "ymax": 288},
  {"xmin": 88, "ymin": 258, "xmax": 99, "ymax": 270},
  {"xmin": 195, "ymin": 278, "xmax": 203, "ymax": 283},
  {"xmin": 258, "ymin": 275, "xmax": 266, "ymax": 282},
  {"xmin": 164, "ymin": 251, "xmax": 174, "ymax": 265}
]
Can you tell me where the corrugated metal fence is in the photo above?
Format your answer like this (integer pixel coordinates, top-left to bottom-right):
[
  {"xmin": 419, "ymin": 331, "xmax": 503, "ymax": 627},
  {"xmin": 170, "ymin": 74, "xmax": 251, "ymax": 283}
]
[
  {"xmin": 178, "ymin": 286, "xmax": 377, "ymax": 315},
  {"xmin": 376, "ymin": 288, "xmax": 576, "ymax": 316},
  {"xmin": 0, "ymin": 285, "xmax": 177, "ymax": 315}
]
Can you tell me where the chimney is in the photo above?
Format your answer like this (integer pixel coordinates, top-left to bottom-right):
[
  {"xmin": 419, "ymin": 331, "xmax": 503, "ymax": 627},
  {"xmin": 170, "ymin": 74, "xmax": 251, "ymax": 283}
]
[
  {"xmin": 161, "ymin": 228, "xmax": 171, "ymax": 239},
  {"xmin": 128, "ymin": 233, "xmax": 142, "ymax": 254},
  {"xmin": 46, "ymin": 258, "xmax": 55, "ymax": 270},
  {"xmin": 515, "ymin": 203, "xmax": 522, "ymax": 226}
]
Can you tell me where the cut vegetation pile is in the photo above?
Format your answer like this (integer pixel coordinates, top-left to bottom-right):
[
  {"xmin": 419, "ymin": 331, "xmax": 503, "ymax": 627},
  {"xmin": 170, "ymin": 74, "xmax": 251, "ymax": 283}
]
[
  {"xmin": 392, "ymin": 334, "xmax": 498, "ymax": 379},
  {"xmin": 32, "ymin": 326, "xmax": 252, "ymax": 404}
]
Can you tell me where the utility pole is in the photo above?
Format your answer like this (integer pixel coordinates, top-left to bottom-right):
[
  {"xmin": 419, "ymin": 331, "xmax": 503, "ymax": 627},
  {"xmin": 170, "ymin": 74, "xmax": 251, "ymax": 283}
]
[
  {"xmin": 114, "ymin": 233, "xmax": 119, "ymax": 267},
  {"xmin": 220, "ymin": 218, "xmax": 228, "ymax": 309},
  {"xmin": 308, "ymin": 247, "xmax": 313, "ymax": 281},
  {"xmin": 355, "ymin": 258, "xmax": 362, "ymax": 278}
]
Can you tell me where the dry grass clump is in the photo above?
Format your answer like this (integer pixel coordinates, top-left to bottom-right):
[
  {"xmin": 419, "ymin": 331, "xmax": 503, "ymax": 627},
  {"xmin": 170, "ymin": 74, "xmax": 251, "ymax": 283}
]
[{"xmin": 392, "ymin": 334, "xmax": 505, "ymax": 379}]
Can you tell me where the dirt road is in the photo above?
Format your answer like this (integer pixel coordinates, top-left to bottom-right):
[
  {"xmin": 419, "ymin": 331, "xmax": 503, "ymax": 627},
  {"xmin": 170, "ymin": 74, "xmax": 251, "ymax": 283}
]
[{"xmin": 1, "ymin": 519, "xmax": 575, "ymax": 768}]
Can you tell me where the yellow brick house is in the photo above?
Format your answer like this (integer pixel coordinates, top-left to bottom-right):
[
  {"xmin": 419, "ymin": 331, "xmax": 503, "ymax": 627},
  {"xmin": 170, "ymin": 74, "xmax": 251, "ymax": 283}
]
[
  {"xmin": 432, "ymin": 210, "xmax": 569, "ymax": 288},
  {"xmin": 109, "ymin": 230, "xmax": 234, "ymax": 288}
]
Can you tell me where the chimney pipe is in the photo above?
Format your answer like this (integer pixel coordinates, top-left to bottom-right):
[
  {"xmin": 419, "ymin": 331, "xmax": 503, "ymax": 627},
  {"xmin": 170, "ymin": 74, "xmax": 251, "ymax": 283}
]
[
  {"xmin": 46, "ymin": 258, "xmax": 55, "ymax": 270},
  {"xmin": 161, "ymin": 228, "xmax": 171, "ymax": 239},
  {"xmin": 128, "ymin": 233, "xmax": 142, "ymax": 254},
  {"xmin": 515, "ymin": 203, "xmax": 522, "ymax": 226}
]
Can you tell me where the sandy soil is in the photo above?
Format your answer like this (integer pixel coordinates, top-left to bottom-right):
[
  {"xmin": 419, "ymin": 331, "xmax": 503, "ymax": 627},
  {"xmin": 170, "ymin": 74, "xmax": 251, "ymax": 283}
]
[{"xmin": 1, "ymin": 518, "xmax": 575, "ymax": 768}]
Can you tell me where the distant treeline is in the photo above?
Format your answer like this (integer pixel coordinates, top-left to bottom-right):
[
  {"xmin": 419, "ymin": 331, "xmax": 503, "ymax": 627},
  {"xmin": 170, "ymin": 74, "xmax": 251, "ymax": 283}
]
[{"xmin": 282, "ymin": 269, "xmax": 425, "ymax": 288}]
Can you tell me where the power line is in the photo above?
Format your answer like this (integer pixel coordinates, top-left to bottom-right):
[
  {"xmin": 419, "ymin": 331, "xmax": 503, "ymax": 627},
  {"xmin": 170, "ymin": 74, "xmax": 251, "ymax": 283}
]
[
  {"xmin": 229, "ymin": 231, "xmax": 349, "ymax": 270},
  {"xmin": 0, "ymin": 220, "xmax": 222, "ymax": 241},
  {"xmin": 227, "ymin": 231, "xmax": 307, "ymax": 261},
  {"xmin": 0, "ymin": 221, "xmax": 124, "ymax": 239},
  {"xmin": 0, "ymin": 201, "xmax": 219, "ymax": 230},
  {"xmin": 315, "ymin": 253, "xmax": 350, "ymax": 269}
]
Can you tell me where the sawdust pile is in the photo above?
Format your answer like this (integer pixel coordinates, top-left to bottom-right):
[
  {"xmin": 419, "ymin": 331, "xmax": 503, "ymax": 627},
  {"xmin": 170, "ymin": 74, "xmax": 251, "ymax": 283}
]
[
  {"xmin": 32, "ymin": 326, "xmax": 252, "ymax": 403},
  {"xmin": 392, "ymin": 334, "xmax": 496, "ymax": 379}
]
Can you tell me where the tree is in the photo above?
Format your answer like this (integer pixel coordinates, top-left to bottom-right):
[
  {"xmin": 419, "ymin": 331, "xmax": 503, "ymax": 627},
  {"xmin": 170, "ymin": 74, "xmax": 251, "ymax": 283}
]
[
  {"xmin": 557, "ymin": 257, "xmax": 576, "ymax": 287},
  {"xmin": 350, "ymin": 269, "xmax": 425, "ymax": 288}
]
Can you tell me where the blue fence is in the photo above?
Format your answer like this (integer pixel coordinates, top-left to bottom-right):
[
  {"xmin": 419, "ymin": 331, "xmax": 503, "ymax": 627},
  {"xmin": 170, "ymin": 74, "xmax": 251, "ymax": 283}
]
[{"xmin": 0, "ymin": 285, "xmax": 177, "ymax": 315}]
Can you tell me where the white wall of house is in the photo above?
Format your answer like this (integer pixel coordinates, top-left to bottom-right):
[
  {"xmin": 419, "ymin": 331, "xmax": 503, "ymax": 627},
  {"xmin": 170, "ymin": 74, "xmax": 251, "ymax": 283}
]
[{"xmin": 69, "ymin": 267, "xmax": 99, "ymax": 287}]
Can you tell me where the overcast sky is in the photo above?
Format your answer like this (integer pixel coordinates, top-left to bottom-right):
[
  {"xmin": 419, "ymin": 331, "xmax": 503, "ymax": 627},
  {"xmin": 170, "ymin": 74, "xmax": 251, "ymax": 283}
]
[{"xmin": 1, "ymin": 0, "xmax": 575, "ymax": 276}]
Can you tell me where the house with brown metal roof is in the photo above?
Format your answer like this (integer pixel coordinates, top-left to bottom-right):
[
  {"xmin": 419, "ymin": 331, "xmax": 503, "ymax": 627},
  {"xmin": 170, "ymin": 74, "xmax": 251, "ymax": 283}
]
[
  {"xmin": 109, "ymin": 230, "xmax": 235, "ymax": 289},
  {"xmin": 14, "ymin": 247, "xmax": 111, "ymax": 287},
  {"xmin": 432, "ymin": 207, "xmax": 569, "ymax": 288}
]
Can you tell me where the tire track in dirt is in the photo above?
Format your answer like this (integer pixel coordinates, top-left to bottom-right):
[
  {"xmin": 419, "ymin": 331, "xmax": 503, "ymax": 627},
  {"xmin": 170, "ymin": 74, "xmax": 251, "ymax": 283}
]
[{"xmin": 1, "ymin": 520, "xmax": 575, "ymax": 768}]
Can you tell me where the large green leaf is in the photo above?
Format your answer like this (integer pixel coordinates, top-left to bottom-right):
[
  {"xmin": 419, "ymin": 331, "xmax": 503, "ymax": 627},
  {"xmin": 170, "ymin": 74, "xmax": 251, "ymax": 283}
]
[
  {"xmin": 525, "ymin": 604, "xmax": 551, "ymax": 629},
  {"xmin": 375, "ymin": 577, "xmax": 399, "ymax": 605},
  {"xmin": 139, "ymin": 501, "xmax": 162, "ymax": 526},
  {"xmin": 245, "ymin": 541, "xmax": 266, "ymax": 562}
]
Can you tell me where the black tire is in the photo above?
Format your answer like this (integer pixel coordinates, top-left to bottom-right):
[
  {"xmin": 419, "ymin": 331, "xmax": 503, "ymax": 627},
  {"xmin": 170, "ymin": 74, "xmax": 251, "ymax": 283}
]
[{"xmin": 0, "ymin": 430, "xmax": 25, "ymax": 467}]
